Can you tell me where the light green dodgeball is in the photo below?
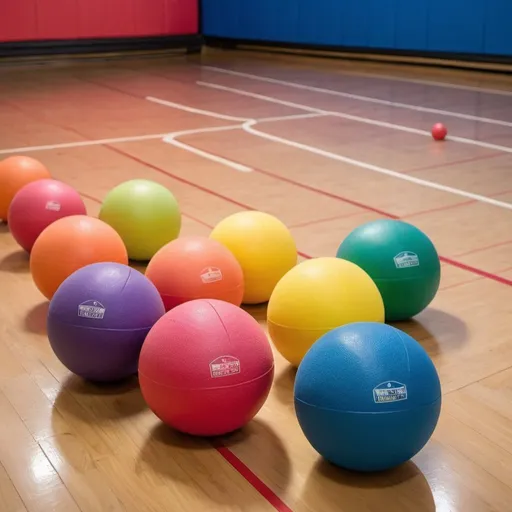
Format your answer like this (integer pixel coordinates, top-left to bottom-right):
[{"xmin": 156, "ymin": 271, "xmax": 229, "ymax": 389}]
[{"xmin": 99, "ymin": 179, "xmax": 181, "ymax": 261}]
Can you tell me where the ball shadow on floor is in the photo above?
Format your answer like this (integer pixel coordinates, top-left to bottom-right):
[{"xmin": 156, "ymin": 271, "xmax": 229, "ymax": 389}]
[
  {"xmin": 137, "ymin": 422, "xmax": 236, "ymax": 502},
  {"xmin": 137, "ymin": 422, "xmax": 213, "ymax": 484},
  {"xmin": 53, "ymin": 373, "xmax": 147, "ymax": 422},
  {"xmin": 219, "ymin": 416, "xmax": 289, "ymax": 453},
  {"xmin": 24, "ymin": 301, "xmax": 49, "ymax": 335},
  {"xmin": 391, "ymin": 307, "xmax": 468, "ymax": 358},
  {"xmin": 302, "ymin": 457, "xmax": 435, "ymax": 511},
  {"xmin": 0, "ymin": 250, "xmax": 29, "ymax": 273},
  {"xmin": 218, "ymin": 417, "xmax": 292, "ymax": 491},
  {"xmin": 138, "ymin": 417, "xmax": 291, "ymax": 504},
  {"xmin": 0, "ymin": 222, "xmax": 8, "ymax": 233},
  {"xmin": 142, "ymin": 421, "xmax": 213, "ymax": 453}
]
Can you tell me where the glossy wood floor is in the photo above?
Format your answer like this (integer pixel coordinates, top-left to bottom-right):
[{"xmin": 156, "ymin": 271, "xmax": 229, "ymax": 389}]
[{"xmin": 1, "ymin": 48, "xmax": 512, "ymax": 512}]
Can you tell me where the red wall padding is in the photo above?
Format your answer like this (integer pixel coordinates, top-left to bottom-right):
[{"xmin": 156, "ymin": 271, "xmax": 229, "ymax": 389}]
[{"xmin": 0, "ymin": 0, "xmax": 198, "ymax": 42}]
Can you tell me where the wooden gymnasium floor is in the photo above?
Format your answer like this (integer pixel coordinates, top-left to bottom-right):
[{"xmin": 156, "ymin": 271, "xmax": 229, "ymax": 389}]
[{"xmin": 0, "ymin": 48, "xmax": 512, "ymax": 512}]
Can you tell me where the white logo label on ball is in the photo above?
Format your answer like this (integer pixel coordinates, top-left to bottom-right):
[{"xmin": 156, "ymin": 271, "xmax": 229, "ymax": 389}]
[
  {"xmin": 45, "ymin": 200, "xmax": 61, "ymax": 212},
  {"xmin": 209, "ymin": 356, "xmax": 241, "ymax": 378},
  {"xmin": 393, "ymin": 251, "xmax": 419, "ymax": 269},
  {"xmin": 78, "ymin": 300, "xmax": 106, "ymax": 319},
  {"xmin": 200, "ymin": 267, "xmax": 223, "ymax": 284},
  {"xmin": 373, "ymin": 381, "xmax": 408, "ymax": 403}
]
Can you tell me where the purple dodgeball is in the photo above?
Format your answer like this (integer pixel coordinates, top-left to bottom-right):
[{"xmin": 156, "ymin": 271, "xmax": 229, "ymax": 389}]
[{"xmin": 47, "ymin": 262, "xmax": 165, "ymax": 382}]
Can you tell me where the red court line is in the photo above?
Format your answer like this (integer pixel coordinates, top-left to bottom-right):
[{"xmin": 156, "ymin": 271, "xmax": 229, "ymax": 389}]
[
  {"xmin": 439, "ymin": 257, "xmax": 512, "ymax": 286},
  {"xmin": 215, "ymin": 444, "xmax": 293, "ymax": 512},
  {"xmin": 105, "ymin": 145, "xmax": 254, "ymax": 211},
  {"xmin": 166, "ymin": 135, "xmax": 493, "ymax": 221},
  {"xmin": 85, "ymin": 189, "xmax": 215, "ymax": 231},
  {"xmin": 255, "ymin": 165, "xmax": 512, "ymax": 286},
  {"xmin": 253, "ymin": 166, "xmax": 396, "ymax": 219},
  {"xmin": 453, "ymin": 239, "xmax": 512, "ymax": 258},
  {"xmin": 439, "ymin": 277, "xmax": 484, "ymax": 292},
  {"xmin": 405, "ymin": 190, "xmax": 512, "ymax": 218},
  {"xmin": 248, "ymin": 163, "xmax": 488, "ymax": 221},
  {"xmin": 494, "ymin": 188, "xmax": 512, "ymax": 197},
  {"xmin": 401, "ymin": 151, "xmax": 503, "ymax": 175},
  {"xmin": 179, "ymin": 210, "xmax": 213, "ymax": 229},
  {"xmin": 288, "ymin": 210, "xmax": 365, "ymax": 229},
  {"xmin": 404, "ymin": 199, "xmax": 476, "ymax": 219},
  {"xmin": 80, "ymin": 192, "xmax": 104, "ymax": 204}
]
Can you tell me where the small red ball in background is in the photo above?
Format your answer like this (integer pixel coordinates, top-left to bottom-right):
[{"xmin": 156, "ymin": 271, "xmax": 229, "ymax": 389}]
[{"xmin": 431, "ymin": 123, "xmax": 447, "ymax": 141}]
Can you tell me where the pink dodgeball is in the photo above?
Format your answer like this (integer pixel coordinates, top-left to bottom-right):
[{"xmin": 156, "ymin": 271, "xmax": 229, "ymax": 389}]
[
  {"xmin": 8, "ymin": 179, "xmax": 87, "ymax": 252},
  {"xmin": 138, "ymin": 299, "xmax": 274, "ymax": 436}
]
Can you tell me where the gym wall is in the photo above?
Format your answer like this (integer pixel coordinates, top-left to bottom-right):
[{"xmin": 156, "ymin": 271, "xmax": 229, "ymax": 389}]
[
  {"xmin": 0, "ymin": 0, "xmax": 198, "ymax": 55},
  {"xmin": 201, "ymin": 0, "xmax": 512, "ymax": 61}
]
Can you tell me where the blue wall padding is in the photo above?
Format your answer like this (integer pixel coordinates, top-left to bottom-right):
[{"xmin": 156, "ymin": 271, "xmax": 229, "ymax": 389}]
[{"xmin": 202, "ymin": 0, "xmax": 512, "ymax": 57}]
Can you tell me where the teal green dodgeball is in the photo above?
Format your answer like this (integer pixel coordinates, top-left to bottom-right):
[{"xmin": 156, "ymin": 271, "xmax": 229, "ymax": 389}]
[{"xmin": 336, "ymin": 219, "xmax": 440, "ymax": 322}]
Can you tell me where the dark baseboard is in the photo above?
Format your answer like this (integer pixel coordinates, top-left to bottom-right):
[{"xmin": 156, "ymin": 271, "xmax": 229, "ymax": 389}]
[
  {"xmin": 204, "ymin": 36, "xmax": 512, "ymax": 74},
  {"xmin": 0, "ymin": 34, "xmax": 203, "ymax": 59},
  {"xmin": 1, "ymin": 31, "xmax": 510, "ymax": 73}
]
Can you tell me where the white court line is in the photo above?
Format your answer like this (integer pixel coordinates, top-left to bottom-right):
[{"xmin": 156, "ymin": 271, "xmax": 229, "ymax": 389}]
[
  {"xmin": 198, "ymin": 81, "xmax": 512, "ymax": 155},
  {"xmin": 197, "ymin": 63, "xmax": 512, "ymax": 97},
  {"xmin": 201, "ymin": 66, "xmax": 512, "ymax": 128},
  {"xmin": 296, "ymin": 66, "xmax": 512, "ymax": 97},
  {"xmin": 0, "ymin": 133, "xmax": 167, "ymax": 156},
  {"xmin": 146, "ymin": 96, "xmax": 322, "ymax": 124},
  {"xmin": 147, "ymin": 96, "xmax": 249, "ymax": 122},
  {"xmin": 146, "ymin": 94, "xmax": 512, "ymax": 210},
  {"xmin": 162, "ymin": 113, "xmax": 325, "ymax": 172},
  {"xmin": 163, "ymin": 125, "xmax": 252, "ymax": 172},
  {"xmin": 351, "ymin": 72, "xmax": 512, "ymax": 97},
  {"xmin": 0, "ymin": 94, "xmax": 319, "ymax": 160},
  {"xmin": 146, "ymin": 96, "xmax": 326, "ymax": 172},
  {"xmin": 259, "ymin": 112, "xmax": 324, "ymax": 123},
  {"xmin": 241, "ymin": 119, "xmax": 512, "ymax": 211}
]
